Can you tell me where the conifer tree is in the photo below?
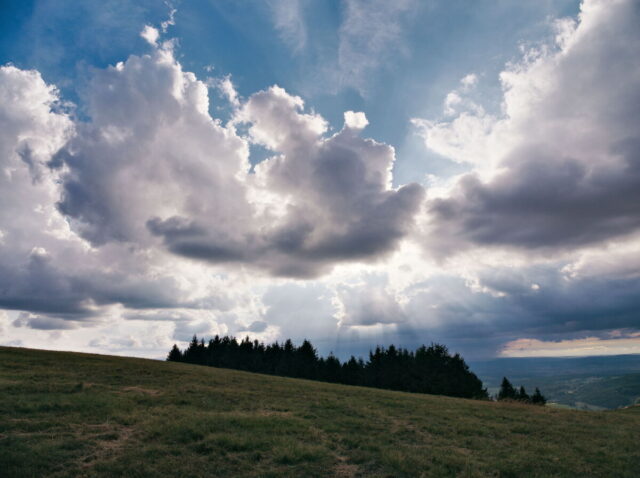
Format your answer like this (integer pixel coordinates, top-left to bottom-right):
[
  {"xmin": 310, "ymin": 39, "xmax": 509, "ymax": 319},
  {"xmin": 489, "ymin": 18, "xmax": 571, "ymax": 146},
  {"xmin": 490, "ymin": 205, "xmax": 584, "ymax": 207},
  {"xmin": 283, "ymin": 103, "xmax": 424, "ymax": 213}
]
[
  {"xmin": 183, "ymin": 335, "xmax": 200, "ymax": 364},
  {"xmin": 167, "ymin": 344, "xmax": 182, "ymax": 362},
  {"xmin": 531, "ymin": 387, "xmax": 547, "ymax": 405},
  {"xmin": 517, "ymin": 386, "xmax": 530, "ymax": 402},
  {"xmin": 498, "ymin": 377, "xmax": 516, "ymax": 400}
]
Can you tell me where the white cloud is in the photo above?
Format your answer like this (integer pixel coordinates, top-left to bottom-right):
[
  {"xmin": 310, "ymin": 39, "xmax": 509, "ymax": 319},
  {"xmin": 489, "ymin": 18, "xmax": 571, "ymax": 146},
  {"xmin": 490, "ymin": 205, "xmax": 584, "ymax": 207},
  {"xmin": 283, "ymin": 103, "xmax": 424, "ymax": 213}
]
[
  {"xmin": 460, "ymin": 73, "xmax": 478, "ymax": 91},
  {"xmin": 343, "ymin": 111, "xmax": 368, "ymax": 130},
  {"xmin": 161, "ymin": 4, "xmax": 177, "ymax": 33},
  {"xmin": 211, "ymin": 74, "xmax": 240, "ymax": 108},
  {"xmin": 57, "ymin": 42, "xmax": 251, "ymax": 247},
  {"xmin": 140, "ymin": 25, "xmax": 159, "ymax": 46}
]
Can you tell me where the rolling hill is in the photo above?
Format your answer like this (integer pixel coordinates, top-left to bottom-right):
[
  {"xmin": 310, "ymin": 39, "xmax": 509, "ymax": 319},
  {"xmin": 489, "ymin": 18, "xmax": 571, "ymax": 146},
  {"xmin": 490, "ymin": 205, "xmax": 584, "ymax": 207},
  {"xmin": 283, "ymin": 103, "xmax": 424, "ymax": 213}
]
[{"xmin": 1, "ymin": 346, "xmax": 639, "ymax": 477}]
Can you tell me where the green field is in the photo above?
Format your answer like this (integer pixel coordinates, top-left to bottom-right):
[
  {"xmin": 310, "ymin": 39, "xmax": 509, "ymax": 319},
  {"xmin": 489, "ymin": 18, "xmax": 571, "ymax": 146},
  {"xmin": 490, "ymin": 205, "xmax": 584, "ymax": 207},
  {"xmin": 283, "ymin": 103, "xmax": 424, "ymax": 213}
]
[{"xmin": 1, "ymin": 347, "xmax": 639, "ymax": 477}]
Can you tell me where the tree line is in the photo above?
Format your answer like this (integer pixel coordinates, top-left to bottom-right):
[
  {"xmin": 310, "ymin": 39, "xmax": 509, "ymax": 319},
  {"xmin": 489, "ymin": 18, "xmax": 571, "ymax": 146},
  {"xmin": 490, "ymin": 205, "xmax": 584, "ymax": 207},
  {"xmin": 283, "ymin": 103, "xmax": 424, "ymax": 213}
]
[
  {"xmin": 497, "ymin": 377, "xmax": 546, "ymax": 405},
  {"xmin": 167, "ymin": 335, "xmax": 489, "ymax": 399}
]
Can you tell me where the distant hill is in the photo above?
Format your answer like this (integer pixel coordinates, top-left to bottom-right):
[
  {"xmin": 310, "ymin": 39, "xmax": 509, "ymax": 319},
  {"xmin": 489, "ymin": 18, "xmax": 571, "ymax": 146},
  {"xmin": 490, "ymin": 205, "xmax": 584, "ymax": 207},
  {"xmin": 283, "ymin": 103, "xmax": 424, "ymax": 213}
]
[
  {"xmin": 471, "ymin": 355, "xmax": 640, "ymax": 410},
  {"xmin": 1, "ymin": 346, "xmax": 639, "ymax": 477}
]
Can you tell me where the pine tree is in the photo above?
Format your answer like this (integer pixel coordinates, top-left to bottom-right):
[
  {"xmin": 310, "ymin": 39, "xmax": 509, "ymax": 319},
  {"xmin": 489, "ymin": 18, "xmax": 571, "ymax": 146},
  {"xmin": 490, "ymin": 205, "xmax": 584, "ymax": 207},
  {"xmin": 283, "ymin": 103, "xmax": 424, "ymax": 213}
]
[
  {"xmin": 517, "ymin": 386, "xmax": 530, "ymax": 402},
  {"xmin": 167, "ymin": 344, "xmax": 182, "ymax": 362},
  {"xmin": 183, "ymin": 335, "xmax": 200, "ymax": 363},
  {"xmin": 531, "ymin": 387, "xmax": 547, "ymax": 405},
  {"xmin": 498, "ymin": 377, "xmax": 516, "ymax": 400}
]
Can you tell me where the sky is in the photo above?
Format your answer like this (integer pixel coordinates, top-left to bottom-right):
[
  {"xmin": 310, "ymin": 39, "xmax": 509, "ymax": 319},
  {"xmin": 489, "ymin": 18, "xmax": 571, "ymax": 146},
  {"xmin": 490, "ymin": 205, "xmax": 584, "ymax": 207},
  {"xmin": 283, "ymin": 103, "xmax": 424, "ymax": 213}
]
[{"xmin": 1, "ymin": 0, "xmax": 639, "ymax": 360}]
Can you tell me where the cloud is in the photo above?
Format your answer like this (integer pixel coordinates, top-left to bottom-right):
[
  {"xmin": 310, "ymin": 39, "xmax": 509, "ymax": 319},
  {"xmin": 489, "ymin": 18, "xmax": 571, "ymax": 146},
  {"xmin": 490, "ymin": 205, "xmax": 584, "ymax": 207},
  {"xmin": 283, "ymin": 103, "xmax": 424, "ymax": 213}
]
[
  {"xmin": 268, "ymin": 0, "xmax": 307, "ymax": 53},
  {"xmin": 415, "ymin": 0, "xmax": 640, "ymax": 256},
  {"xmin": 161, "ymin": 3, "xmax": 177, "ymax": 33},
  {"xmin": 147, "ymin": 81, "xmax": 424, "ymax": 277},
  {"xmin": 0, "ymin": 61, "xmax": 242, "ymax": 329},
  {"xmin": 13, "ymin": 312, "xmax": 81, "ymax": 330},
  {"xmin": 261, "ymin": 282, "xmax": 338, "ymax": 344},
  {"xmin": 56, "ymin": 42, "xmax": 251, "ymax": 248},
  {"xmin": 0, "ymin": 33, "xmax": 424, "ymax": 347},
  {"xmin": 501, "ymin": 334, "xmax": 640, "ymax": 358},
  {"xmin": 140, "ymin": 25, "xmax": 159, "ymax": 46},
  {"xmin": 338, "ymin": 0, "xmax": 418, "ymax": 94},
  {"xmin": 46, "ymin": 38, "xmax": 422, "ymax": 279},
  {"xmin": 343, "ymin": 111, "xmax": 369, "ymax": 130},
  {"xmin": 459, "ymin": 73, "xmax": 478, "ymax": 91},
  {"xmin": 336, "ymin": 279, "xmax": 406, "ymax": 327},
  {"xmin": 210, "ymin": 74, "xmax": 241, "ymax": 108},
  {"xmin": 5, "ymin": 1, "xmax": 638, "ymax": 361}
]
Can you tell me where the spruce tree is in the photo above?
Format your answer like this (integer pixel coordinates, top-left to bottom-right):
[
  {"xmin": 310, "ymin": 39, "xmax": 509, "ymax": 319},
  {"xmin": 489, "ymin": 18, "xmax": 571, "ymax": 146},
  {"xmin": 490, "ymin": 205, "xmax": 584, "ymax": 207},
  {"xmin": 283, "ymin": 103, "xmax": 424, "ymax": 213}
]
[
  {"xmin": 498, "ymin": 377, "xmax": 516, "ymax": 400},
  {"xmin": 531, "ymin": 387, "xmax": 547, "ymax": 405},
  {"xmin": 167, "ymin": 344, "xmax": 182, "ymax": 362},
  {"xmin": 517, "ymin": 386, "xmax": 530, "ymax": 402}
]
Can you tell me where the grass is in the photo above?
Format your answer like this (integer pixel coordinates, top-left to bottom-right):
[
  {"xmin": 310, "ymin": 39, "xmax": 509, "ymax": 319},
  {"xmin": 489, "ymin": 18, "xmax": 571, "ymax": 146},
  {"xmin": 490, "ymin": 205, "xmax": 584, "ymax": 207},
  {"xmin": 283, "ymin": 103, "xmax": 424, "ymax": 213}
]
[{"xmin": 1, "ymin": 346, "xmax": 639, "ymax": 477}]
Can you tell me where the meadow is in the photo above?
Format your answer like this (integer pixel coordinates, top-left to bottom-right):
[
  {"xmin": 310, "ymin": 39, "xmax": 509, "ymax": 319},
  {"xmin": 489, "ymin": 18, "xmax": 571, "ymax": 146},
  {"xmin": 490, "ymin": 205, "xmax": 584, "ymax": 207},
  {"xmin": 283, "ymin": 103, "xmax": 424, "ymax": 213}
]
[{"xmin": 1, "ymin": 346, "xmax": 638, "ymax": 477}]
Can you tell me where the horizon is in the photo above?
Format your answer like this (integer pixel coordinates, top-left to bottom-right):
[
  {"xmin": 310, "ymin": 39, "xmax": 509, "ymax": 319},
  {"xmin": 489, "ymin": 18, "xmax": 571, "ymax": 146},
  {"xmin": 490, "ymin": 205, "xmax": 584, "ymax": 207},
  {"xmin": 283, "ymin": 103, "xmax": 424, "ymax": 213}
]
[
  {"xmin": 1, "ymin": 0, "xmax": 640, "ymax": 361},
  {"xmin": 4, "ymin": 340, "xmax": 640, "ymax": 364}
]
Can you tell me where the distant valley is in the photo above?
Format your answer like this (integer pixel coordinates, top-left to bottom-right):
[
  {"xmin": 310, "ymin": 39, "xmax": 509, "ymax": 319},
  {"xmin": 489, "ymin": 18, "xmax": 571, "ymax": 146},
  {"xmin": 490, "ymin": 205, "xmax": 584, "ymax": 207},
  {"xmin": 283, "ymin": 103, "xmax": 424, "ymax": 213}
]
[{"xmin": 471, "ymin": 355, "xmax": 640, "ymax": 410}]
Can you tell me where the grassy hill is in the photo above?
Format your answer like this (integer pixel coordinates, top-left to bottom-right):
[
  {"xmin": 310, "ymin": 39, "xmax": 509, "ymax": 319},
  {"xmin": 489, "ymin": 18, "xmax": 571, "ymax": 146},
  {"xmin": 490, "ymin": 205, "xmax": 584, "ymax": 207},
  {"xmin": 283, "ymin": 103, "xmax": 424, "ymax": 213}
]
[{"xmin": 1, "ymin": 347, "xmax": 639, "ymax": 477}]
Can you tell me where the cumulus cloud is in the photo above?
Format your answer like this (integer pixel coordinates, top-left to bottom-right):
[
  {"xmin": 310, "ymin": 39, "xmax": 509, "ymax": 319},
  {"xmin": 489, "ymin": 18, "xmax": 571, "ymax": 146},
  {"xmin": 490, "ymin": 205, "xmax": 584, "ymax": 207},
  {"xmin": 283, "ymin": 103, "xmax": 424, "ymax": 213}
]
[
  {"xmin": 416, "ymin": 0, "xmax": 640, "ymax": 255},
  {"xmin": 0, "ymin": 30, "xmax": 424, "ymax": 346},
  {"xmin": 144, "ymin": 80, "xmax": 424, "ymax": 277},
  {"xmin": 140, "ymin": 25, "xmax": 160, "ymax": 46},
  {"xmin": 343, "ymin": 111, "xmax": 369, "ymax": 130},
  {"xmin": 0, "ymin": 61, "xmax": 240, "ymax": 335},
  {"xmin": 56, "ymin": 43, "xmax": 251, "ymax": 248}
]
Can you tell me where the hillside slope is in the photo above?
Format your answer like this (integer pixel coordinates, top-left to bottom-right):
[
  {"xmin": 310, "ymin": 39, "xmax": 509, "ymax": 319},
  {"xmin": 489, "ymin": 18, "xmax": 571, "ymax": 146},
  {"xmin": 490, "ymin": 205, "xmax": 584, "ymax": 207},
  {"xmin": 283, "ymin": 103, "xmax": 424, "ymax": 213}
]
[{"xmin": 1, "ymin": 347, "xmax": 638, "ymax": 477}]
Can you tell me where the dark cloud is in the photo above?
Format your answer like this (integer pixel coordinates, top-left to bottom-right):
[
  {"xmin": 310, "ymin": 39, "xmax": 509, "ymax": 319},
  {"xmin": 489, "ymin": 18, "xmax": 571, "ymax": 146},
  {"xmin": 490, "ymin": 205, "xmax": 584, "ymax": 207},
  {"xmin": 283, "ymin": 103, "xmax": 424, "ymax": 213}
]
[
  {"xmin": 13, "ymin": 313, "xmax": 80, "ymax": 330},
  {"xmin": 395, "ymin": 265, "xmax": 640, "ymax": 358},
  {"xmin": 429, "ymin": 144, "xmax": 640, "ymax": 251}
]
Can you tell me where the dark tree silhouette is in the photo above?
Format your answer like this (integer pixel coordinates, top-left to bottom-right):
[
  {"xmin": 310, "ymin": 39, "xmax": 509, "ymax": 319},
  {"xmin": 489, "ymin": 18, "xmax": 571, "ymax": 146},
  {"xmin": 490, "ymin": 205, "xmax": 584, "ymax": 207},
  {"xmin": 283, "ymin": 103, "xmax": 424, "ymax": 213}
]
[
  {"xmin": 498, "ymin": 377, "xmax": 516, "ymax": 400},
  {"xmin": 166, "ymin": 335, "xmax": 489, "ymax": 400},
  {"xmin": 167, "ymin": 344, "xmax": 182, "ymax": 362},
  {"xmin": 531, "ymin": 387, "xmax": 547, "ymax": 405},
  {"xmin": 496, "ymin": 378, "xmax": 546, "ymax": 406},
  {"xmin": 517, "ymin": 386, "xmax": 530, "ymax": 402}
]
